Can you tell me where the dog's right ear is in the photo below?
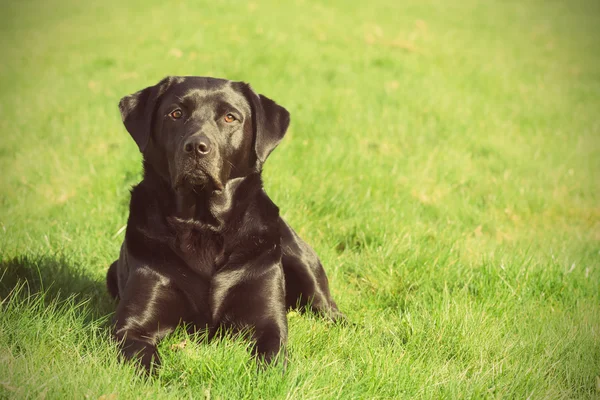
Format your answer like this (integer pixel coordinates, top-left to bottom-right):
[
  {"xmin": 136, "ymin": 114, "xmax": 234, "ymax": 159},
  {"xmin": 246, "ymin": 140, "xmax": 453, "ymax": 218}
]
[{"xmin": 118, "ymin": 77, "xmax": 173, "ymax": 152}]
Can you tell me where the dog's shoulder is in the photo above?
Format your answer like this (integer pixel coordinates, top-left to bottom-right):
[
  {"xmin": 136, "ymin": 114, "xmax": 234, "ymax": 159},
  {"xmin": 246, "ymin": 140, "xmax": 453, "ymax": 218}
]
[
  {"xmin": 215, "ymin": 174, "xmax": 280, "ymax": 254},
  {"xmin": 230, "ymin": 174, "xmax": 280, "ymax": 230},
  {"xmin": 124, "ymin": 178, "xmax": 176, "ymax": 257},
  {"xmin": 127, "ymin": 179, "xmax": 170, "ymax": 224}
]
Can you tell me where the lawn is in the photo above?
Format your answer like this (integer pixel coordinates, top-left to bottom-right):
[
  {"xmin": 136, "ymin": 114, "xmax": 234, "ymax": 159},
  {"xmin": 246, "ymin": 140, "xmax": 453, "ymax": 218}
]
[{"xmin": 1, "ymin": 0, "xmax": 599, "ymax": 398}]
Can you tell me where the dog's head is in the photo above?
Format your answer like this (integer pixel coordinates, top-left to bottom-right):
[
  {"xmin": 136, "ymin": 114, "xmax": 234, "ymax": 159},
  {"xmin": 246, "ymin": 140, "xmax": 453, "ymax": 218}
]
[{"xmin": 118, "ymin": 76, "xmax": 290, "ymax": 192}]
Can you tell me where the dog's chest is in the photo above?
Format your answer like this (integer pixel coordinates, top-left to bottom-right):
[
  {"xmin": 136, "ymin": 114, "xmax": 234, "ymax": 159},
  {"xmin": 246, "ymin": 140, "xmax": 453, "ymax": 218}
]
[{"xmin": 174, "ymin": 228, "xmax": 223, "ymax": 278}]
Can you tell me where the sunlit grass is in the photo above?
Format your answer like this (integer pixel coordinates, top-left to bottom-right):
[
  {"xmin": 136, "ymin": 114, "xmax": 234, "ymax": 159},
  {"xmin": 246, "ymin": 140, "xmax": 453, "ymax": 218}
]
[{"xmin": 1, "ymin": 0, "xmax": 599, "ymax": 398}]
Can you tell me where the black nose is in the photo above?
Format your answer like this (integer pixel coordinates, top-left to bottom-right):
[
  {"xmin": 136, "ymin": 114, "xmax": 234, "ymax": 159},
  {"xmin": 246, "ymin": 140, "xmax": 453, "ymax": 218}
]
[{"xmin": 183, "ymin": 135, "xmax": 211, "ymax": 155}]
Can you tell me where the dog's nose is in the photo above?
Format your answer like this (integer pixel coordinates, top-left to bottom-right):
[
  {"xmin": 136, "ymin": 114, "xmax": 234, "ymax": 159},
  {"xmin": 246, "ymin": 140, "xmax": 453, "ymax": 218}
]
[{"xmin": 183, "ymin": 135, "xmax": 211, "ymax": 156}]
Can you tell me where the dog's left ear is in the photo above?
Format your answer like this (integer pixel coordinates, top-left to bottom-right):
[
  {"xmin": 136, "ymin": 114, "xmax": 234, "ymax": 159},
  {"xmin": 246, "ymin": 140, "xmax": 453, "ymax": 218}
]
[{"xmin": 241, "ymin": 84, "xmax": 291, "ymax": 164}]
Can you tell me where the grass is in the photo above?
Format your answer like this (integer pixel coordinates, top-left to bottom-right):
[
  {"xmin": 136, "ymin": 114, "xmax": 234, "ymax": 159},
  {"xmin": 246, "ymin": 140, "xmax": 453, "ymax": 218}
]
[{"xmin": 1, "ymin": 0, "xmax": 599, "ymax": 398}]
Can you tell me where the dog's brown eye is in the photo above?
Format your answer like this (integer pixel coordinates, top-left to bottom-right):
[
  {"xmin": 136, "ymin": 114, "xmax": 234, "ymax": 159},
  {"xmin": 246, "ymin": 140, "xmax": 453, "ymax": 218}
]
[
  {"xmin": 169, "ymin": 109, "xmax": 183, "ymax": 119},
  {"xmin": 224, "ymin": 113, "xmax": 236, "ymax": 123}
]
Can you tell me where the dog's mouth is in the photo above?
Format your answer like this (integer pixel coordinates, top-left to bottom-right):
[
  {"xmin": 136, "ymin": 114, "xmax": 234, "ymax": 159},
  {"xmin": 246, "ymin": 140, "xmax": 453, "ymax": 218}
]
[{"xmin": 174, "ymin": 167, "xmax": 224, "ymax": 193}]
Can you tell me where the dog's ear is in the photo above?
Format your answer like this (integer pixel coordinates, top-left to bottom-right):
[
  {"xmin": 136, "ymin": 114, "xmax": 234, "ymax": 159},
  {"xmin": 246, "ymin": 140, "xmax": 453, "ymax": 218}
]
[
  {"xmin": 118, "ymin": 77, "xmax": 173, "ymax": 152},
  {"xmin": 242, "ymin": 84, "xmax": 290, "ymax": 164}
]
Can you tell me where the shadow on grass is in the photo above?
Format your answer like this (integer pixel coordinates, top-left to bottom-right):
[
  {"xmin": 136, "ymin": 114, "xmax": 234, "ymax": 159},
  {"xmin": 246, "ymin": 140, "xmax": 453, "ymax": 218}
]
[{"xmin": 0, "ymin": 255, "xmax": 115, "ymax": 321}]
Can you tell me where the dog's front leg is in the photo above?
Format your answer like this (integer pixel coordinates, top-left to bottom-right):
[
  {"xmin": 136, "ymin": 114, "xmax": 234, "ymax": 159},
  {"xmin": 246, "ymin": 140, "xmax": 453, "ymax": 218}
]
[
  {"xmin": 279, "ymin": 217, "xmax": 345, "ymax": 321},
  {"xmin": 113, "ymin": 268, "xmax": 192, "ymax": 372},
  {"xmin": 211, "ymin": 257, "xmax": 288, "ymax": 365}
]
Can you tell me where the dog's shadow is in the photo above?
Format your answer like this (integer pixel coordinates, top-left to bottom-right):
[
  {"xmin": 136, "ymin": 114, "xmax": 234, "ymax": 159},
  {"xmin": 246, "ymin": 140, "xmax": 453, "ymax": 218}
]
[{"xmin": 0, "ymin": 254, "xmax": 115, "ymax": 321}]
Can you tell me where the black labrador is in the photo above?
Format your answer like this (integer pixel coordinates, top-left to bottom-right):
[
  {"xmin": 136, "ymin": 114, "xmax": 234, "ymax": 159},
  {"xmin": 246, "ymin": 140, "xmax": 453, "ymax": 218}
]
[{"xmin": 107, "ymin": 76, "xmax": 342, "ymax": 371}]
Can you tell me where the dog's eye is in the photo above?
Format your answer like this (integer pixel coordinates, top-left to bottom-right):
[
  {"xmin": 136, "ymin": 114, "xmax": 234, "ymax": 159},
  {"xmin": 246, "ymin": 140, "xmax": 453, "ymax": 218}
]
[
  {"xmin": 169, "ymin": 109, "xmax": 183, "ymax": 119},
  {"xmin": 224, "ymin": 113, "xmax": 236, "ymax": 123}
]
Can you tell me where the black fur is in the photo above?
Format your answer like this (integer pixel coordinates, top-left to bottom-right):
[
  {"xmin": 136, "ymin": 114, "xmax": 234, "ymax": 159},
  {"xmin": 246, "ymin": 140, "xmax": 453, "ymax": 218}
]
[{"xmin": 107, "ymin": 76, "xmax": 342, "ymax": 372}]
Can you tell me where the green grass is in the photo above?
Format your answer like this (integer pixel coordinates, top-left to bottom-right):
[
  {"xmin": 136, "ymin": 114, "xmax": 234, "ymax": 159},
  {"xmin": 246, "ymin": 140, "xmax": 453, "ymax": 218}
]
[{"xmin": 1, "ymin": 0, "xmax": 599, "ymax": 398}]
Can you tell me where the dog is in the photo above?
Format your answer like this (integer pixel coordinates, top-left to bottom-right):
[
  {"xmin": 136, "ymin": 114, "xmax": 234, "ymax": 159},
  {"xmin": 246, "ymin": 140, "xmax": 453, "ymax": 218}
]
[{"xmin": 106, "ymin": 76, "xmax": 343, "ymax": 371}]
